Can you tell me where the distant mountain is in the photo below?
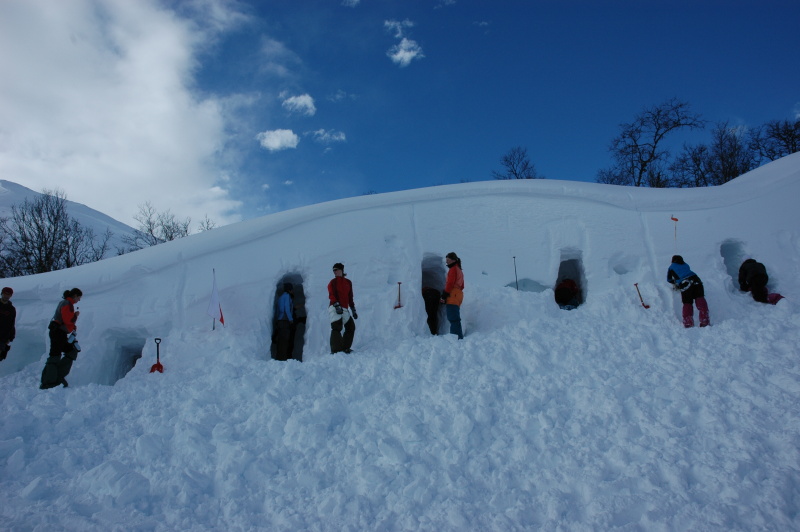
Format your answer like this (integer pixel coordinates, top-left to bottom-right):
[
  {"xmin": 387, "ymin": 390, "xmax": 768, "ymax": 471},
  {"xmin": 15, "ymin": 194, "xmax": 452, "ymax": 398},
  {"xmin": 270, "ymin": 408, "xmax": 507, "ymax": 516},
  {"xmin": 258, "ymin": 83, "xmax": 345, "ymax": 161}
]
[{"xmin": 0, "ymin": 180, "xmax": 137, "ymax": 257}]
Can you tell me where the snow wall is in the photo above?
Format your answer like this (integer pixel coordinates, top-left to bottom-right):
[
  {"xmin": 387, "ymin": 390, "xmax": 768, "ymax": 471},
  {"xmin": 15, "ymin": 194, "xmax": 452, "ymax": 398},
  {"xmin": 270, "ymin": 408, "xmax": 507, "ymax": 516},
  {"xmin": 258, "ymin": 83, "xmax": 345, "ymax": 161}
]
[{"xmin": 3, "ymin": 153, "xmax": 800, "ymax": 385}]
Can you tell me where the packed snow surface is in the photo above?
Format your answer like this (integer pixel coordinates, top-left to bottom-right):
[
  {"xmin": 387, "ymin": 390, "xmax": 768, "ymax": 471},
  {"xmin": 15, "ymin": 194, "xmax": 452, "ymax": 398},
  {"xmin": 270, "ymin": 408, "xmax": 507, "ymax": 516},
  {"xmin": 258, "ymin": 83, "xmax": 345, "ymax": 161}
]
[{"xmin": 2, "ymin": 154, "xmax": 800, "ymax": 530}]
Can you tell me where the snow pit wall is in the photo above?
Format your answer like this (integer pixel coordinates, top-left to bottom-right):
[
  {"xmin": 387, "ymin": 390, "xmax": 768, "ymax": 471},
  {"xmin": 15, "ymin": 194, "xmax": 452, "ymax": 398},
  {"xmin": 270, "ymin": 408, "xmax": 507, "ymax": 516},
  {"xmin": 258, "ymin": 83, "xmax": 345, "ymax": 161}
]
[{"xmin": 4, "ymin": 161, "xmax": 800, "ymax": 382}]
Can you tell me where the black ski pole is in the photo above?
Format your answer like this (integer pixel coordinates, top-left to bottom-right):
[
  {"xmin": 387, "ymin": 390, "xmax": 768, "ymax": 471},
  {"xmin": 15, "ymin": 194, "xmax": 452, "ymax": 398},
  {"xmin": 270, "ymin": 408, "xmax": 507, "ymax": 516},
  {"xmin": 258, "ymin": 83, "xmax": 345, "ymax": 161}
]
[{"xmin": 513, "ymin": 256, "xmax": 519, "ymax": 291}]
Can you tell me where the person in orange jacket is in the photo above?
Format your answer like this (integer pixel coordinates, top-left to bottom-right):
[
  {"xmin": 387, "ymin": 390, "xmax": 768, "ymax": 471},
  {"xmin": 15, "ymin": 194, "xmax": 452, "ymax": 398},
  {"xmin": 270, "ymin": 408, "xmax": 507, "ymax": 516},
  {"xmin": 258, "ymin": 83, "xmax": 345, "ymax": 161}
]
[
  {"xmin": 328, "ymin": 263, "xmax": 357, "ymax": 354},
  {"xmin": 40, "ymin": 288, "xmax": 83, "ymax": 389},
  {"xmin": 440, "ymin": 252, "xmax": 464, "ymax": 339}
]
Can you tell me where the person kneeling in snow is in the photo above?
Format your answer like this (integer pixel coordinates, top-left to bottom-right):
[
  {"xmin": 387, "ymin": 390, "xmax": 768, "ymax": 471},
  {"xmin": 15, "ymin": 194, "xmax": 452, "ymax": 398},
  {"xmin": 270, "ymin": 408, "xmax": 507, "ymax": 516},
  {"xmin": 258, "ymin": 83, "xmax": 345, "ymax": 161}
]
[
  {"xmin": 738, "ymin": 258, "xmax": 785, "ymax": 305},
  {"xmin": 667, "ymin": 255, "xmax": 710, "ymax": 328},
  {"xmin": 40, "ymin": 288, "xmax": 83, "ymax": 389},
  {"xmin": 554, "ymin": 278, "xmax": 581, "ymax": 310},
  {"xmin": 328, "ymin": 263, "xmax": 357, "ymax": 354}
]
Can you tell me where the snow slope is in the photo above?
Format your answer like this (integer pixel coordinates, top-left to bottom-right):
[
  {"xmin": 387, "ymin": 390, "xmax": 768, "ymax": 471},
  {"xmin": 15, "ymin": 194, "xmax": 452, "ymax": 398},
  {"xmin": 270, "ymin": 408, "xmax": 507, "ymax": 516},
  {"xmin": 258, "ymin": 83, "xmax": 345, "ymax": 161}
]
[
  {"xmin": 1, "ymin": 154, "xmax": 799, "ymax": 530},
  {"xmin": 0, "ymin": 179, "xmax": 136, "ymax": 258}
]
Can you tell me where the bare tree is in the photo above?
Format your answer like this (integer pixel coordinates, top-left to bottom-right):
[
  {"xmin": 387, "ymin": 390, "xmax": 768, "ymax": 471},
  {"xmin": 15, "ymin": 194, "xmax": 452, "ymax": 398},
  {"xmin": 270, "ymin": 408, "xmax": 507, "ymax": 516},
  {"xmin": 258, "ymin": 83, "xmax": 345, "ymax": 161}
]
[
  {"xmin": 670, "ymin": 144, "xmax": 712, "ymax": 188},
  {"xmin": 597, "ymin": 98, "xmax": 705, "ymax": 187},
  {"xmin": 120, "ymin": 202, "xmax": 191, "ymax": 252},
  {"xmin": 706, "ymin": 122, "xmax": 757, "ymax": 185},
  {"xmin": 0, "ymin": 189, "xmax": 112, "ymax": 277},
  {"xmin": 670, "ymin": 122, "xmax": 758, "ymax": 187},
  {"xmin": 198, "ymin": 215, "xmax": 217, "ymax": 232},
  {"xmin": 492, "ymin": 146, "xmax": 543, "ymax": 180},
  {"xmin": 749, "ymin": 118, "xmax": 800, "ymax": 163}
]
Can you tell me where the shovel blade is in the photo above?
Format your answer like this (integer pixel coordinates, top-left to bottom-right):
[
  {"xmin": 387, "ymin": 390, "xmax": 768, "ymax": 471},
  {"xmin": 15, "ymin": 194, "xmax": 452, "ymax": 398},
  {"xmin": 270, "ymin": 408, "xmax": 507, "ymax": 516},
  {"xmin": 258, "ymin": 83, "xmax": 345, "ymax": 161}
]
[{"xmin": 149, "ymin": 362, "xmax": 164, "ymax": 373}]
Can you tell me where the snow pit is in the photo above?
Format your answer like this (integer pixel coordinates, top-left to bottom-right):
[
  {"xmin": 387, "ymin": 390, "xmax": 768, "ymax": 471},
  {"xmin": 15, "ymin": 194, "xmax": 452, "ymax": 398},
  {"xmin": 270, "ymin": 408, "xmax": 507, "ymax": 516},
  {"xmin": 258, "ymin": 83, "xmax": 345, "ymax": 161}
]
[
  {"xmin": 555, "ymin": 249, "xmax": 586, "ymax": 306},
  {"xmin": 270, "ymin": 273, "xmax": 306, "ymax": 361},
  {"xmin": 421, "ymin": 253, "xmax": 447, "ymax": 335},
  {"xmin": 720, "ymin": 239, "xmax": 748, "ymax": 290}
]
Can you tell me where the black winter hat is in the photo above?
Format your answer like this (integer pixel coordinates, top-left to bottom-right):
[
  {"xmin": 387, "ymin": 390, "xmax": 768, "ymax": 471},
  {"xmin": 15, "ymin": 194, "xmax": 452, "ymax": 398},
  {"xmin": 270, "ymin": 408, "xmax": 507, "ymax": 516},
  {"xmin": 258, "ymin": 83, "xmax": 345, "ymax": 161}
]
[
  {"xmin": 283, "ymin": 282, "xmax": 293, "ymax": 292},
  {"xmin": 333, "ymin": 262, "xmax": 345, "ymax": 271},
  {"xmin": 671, "ymin": 255, "xmax": 684, "ymax": 264}
]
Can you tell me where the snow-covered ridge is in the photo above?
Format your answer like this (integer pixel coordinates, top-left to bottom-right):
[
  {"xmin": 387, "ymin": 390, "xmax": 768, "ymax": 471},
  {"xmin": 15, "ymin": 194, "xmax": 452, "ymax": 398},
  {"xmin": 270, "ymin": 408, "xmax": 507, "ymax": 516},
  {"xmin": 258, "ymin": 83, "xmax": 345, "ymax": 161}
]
[{"xmin": 4, "ymin": 154, "xmax": 800, "ymax": 383}]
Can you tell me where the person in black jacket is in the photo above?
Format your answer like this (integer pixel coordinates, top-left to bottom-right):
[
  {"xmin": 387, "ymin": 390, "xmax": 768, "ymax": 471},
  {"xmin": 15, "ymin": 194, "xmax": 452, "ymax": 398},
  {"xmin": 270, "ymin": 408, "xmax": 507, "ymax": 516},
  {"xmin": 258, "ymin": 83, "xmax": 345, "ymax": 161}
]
[
  {"xmin": 0, "ymin": 287, "xmax": 15, "ymax": 362},
  {"xmin": 739, "ymin": 259, "xmax": 784, "ymax": 304}
]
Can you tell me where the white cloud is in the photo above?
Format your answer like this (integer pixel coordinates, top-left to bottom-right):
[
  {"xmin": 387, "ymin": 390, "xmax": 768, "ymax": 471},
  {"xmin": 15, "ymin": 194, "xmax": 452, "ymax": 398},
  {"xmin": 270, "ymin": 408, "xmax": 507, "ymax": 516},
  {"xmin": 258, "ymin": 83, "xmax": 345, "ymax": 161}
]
[
  {"xmin": 328, "ymin": 89, "xmax": 357, "ymax": 102},
  {"xmin": 282, "ymin": 180, "xmax": 294, "ymax": 185},
  {"xmin": 341, "ymin": 0, "xmax": 360, "ymax": 6},
  {"xmin": 384, "ymin": 19, "xmax": 414, "ymax": 39},
  {"xmin": 256, "ymin": 129, "xmax": 299, "ymax": 151},
  {"xmin": 282, "ymin": 94, "xmax": 316, "ymax": 116},
  {"xmin": 259, "ymin": 37, "xmax": 302, "ymax": 78},
  {"xmin": 384, "ymin": 20, "xmax": 423, "ymax": 67},
  {"xmin": 310, "ymin": 129, "xmax": 347, "ymax": 144},
  {"xmin": 387, "ymin": 38, "xmax": 424, "ymax": 67},
  {"xmin": 0, "ymin": 0, "xmax": 244, "ymax": 226}
]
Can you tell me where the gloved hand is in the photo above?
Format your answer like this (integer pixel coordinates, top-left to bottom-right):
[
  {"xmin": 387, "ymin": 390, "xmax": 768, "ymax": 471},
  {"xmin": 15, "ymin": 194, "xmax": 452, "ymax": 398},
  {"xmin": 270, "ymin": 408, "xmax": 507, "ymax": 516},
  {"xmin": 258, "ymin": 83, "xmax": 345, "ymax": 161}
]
[
  {"xmin": 67, "ymin": 331, "xmax": 78, "ymax": 344},
  {"xmin": 351, "ymin": 309, "xmax": 358, "ymax": 319},
  {"xmin": 334, "ymin": 303, "xmax": 343, "ymax": 315},
  {"xmin": 440, "ymin": 292, "xmax": 449, "ymax": 304}
]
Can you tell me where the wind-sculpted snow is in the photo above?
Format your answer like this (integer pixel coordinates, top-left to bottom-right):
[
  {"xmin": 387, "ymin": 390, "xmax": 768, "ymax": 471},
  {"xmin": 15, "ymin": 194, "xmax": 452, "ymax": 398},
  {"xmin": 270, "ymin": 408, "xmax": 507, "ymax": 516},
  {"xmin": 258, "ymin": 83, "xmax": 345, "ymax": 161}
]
[{"xmin": 1, "ymin": 154, "xmax": 800, "ymax": 530}]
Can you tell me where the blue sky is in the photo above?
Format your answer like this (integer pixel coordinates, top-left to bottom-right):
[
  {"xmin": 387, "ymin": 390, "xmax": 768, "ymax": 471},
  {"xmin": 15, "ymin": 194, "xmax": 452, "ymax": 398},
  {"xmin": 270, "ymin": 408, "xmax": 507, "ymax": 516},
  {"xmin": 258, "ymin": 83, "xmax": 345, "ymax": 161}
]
[{"xmin": 1, "ymin": 0, "xmax": 798, "ymax": 227}]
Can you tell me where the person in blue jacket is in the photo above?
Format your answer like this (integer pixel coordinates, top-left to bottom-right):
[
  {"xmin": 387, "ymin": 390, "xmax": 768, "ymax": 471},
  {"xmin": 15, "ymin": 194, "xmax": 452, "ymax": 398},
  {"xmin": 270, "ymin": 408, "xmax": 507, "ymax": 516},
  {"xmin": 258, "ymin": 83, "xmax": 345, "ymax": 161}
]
[
  {"xmin": 274, "ymin": 283, "xmax": 294, "ymax": 360},
  {"xmin": 667, "ymin": 255, "xmax": 710, "ymax": 328}
]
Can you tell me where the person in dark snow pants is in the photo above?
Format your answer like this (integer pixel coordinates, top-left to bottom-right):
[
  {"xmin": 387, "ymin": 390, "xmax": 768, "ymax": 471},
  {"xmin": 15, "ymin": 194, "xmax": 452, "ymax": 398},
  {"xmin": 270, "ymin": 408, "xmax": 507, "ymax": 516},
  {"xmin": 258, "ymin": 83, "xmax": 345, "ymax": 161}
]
[
  {"xmin": 0, "ymin": 287, "xmax": 16, "ymax": 362},
  {"xmin": 738, "ymin": 258, "xmax": 785, "ymax": 305},
  {"xmin": 274, "ymin": 282, "xmax": 294, "ymax": 360},
  {"xmin": 667, "ymin": 256, "xmax": 710, "ymax": 328},
  {"xmin": 40, "ymin": 288, "xmax": 83, "ymax": 389},
  {"xmin": 328, "ymin": 263, "xmax": 357, "ymax": 354}
]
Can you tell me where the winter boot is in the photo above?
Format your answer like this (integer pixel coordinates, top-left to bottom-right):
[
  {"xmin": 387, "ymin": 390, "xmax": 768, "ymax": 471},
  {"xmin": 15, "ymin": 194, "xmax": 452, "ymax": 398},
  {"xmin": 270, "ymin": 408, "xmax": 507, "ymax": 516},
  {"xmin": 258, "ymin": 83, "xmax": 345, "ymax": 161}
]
[
  {"xmin": 682, "ymin": 303, "xmax": 694, "ymax": 328},
  {"xmin": 696, "ymin": 297, "xmax": 710, "ymax": 327},
  {"xmin": 767, "ymin": 293, "xmax": 785, "ymax": 305}
]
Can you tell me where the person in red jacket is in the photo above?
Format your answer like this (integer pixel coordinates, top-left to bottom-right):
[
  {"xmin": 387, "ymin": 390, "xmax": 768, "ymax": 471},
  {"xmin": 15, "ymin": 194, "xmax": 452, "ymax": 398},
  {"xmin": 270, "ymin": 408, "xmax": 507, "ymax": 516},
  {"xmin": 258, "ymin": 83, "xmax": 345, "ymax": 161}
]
[
  {"xmin": 40, "ymin": 288, "xmax": 83, "ymax": 389},
  {"xmin": 440, "ymin": 252, "xmax": 464, "ymax": 339},
  {"xmin": 328, "ymin": 263, "xmax": 358, "ymax": 354}
]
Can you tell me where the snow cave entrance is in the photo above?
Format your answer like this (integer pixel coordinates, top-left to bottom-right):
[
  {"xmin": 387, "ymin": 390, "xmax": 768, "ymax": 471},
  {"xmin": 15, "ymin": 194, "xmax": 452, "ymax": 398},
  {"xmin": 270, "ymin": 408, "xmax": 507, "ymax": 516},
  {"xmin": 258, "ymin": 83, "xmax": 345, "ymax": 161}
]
[
  {"xmin": 270, "ymin": 273, "xmax": 306, "ymax": 362},
  {"xmin": 107, "ymin": 330, "xmax": 146, "ymax": 385},
  {"xmin": 720, "ymin": 239, "xmax": 748, "ymax": 291},
  {"xmin": 421, "ymin": 253, "xmax": 448, "ymax": 335},
  {"xmin": 554, "ymin": 251, "xmax": 586, "ymax": 309}
]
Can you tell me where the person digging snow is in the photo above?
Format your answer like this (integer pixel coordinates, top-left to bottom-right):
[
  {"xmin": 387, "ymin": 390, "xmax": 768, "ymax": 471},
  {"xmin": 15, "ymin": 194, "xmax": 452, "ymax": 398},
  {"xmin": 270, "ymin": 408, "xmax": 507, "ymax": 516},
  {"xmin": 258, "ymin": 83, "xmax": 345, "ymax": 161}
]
[{"xmin": 667, "ymin": 255, "xmax": 710, "ymax": 328}]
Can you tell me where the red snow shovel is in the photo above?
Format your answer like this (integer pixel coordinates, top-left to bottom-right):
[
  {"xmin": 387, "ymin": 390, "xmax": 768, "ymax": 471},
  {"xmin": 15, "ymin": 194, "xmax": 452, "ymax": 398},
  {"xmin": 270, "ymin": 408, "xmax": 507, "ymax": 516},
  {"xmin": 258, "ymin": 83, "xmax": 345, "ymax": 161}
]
[
  {"xmin": 149, "ymin": 338, "xmax": 164, "ymax": 373},
  {"xmin": 634, "ymin": 283, "xmax": 650, "ymax": 309}
]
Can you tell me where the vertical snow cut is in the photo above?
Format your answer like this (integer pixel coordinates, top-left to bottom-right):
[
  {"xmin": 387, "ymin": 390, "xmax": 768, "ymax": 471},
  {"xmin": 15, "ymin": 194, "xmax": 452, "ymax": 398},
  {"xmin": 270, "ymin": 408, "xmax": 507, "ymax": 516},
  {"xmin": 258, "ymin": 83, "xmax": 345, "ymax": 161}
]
[
  {"xmin": 555, "ymin": 249, "xmax": 586, "ymax": 309},
  {"xmin": 421, "ymin": 253, "xmax": 447, "ymax": 335},
  {"xmin": 720, "ymin": 239, "xmax": 748, "ymax": 291},
  {"xmin": 271, "ymin": 273, "xmax": 306, "ymax": 361}
]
